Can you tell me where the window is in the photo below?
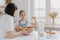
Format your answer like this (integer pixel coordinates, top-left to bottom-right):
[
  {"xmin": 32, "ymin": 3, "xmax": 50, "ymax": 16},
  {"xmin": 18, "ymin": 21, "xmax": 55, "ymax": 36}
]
[
  {"xmin": 34, "ymin": 0, "xmax": 46, "ymax": 17},
  {"xmin": 0, "ymin": 0, "xmax": 12, "ymax": 6},
  {"xmin": 0, "ymin": 0, "xmax": 6, "ymax": 14},
  {"xmin": 34, "ymin": 0, "xmax": 46, "ymax": 23},
  {"xmin": 34, "ymin": 0, "xmax": 60, "ymax": 26},
  {"xmin": 0, "ymin": 0, "xmax": 12, "ymax": 15},
  {"xmin": 51, "ymin": 0, "xmax": 60, "ymax": 26},
  {"xmin": 0, "ymin": 0, "xmax": 5, "ymax": 6}
]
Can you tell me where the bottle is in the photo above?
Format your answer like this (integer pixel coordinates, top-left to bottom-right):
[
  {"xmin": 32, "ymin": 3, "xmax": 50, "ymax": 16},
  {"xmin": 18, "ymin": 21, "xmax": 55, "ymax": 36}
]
[{"xmin": 38, "ymin": 20, "xmax": 45, "ymax": 37}]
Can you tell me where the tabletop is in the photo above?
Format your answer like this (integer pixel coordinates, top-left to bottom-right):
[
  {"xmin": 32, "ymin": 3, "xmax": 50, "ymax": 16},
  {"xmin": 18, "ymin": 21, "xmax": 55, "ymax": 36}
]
[
  {"xmin": 3, "ymin": 31, "xmax": 38, "ymax": 40},
  {"xmin": 39, "ymin": 31, "xmax": 60, "ymax": 40}
]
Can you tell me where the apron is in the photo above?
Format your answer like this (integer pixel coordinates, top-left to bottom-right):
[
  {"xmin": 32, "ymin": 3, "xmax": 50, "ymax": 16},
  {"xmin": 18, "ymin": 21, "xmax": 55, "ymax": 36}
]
[{"xmin": 18, "ymin": 20, "xmax": 28, "ymax": 27}]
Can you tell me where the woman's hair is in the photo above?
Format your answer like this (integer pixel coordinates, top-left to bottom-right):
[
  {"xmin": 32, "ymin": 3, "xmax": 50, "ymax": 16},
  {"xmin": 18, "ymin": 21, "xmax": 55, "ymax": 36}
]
[
  {"xmin": 19, "ymin": 10, "xmax": 25, "ymax": 15},
  {"xmin": 5, "ymin": 3, "xmax": 17, "ymax": 16}
]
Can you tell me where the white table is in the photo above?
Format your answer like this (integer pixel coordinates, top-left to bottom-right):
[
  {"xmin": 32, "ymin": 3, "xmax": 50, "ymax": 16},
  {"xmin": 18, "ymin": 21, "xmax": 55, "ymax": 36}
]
[
  {"xmin": 3, "ymin": 31, "xmax": 38, "ymax": 40},
  {"xmin": 39, "ymin": 31, "xmax": 60, "ymax": 40}
]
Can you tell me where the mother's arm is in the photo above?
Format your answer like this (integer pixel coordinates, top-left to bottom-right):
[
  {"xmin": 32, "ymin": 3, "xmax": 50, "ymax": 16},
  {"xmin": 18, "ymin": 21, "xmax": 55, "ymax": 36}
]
[
  {"xmin": 7, "ymin": 31, "xmax": 22, "ymax": 38},
  {"xmin": 6, "ymin": 17, "xmax": 23, "ymax": 38},
  {"xmin": 6, "ymin": 17, "xmax": 30, "ymax": 38},
  {"xmin": 7, "ymin": 29, "xmax": 30, "ymax": 38}
]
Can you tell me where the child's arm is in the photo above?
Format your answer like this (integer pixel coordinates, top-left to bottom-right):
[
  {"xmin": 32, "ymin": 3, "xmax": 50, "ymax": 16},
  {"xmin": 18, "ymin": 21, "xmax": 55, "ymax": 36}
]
[{"xmin": 15, "ymin": 26, "xmax": 23, "ymax": 32}]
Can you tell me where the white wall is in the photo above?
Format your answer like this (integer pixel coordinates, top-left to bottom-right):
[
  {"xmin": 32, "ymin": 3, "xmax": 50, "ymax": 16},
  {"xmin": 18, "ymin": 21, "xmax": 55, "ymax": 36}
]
[{"xmin": 12, "ymin": 0, "xmax": 28, "ymax": 13}]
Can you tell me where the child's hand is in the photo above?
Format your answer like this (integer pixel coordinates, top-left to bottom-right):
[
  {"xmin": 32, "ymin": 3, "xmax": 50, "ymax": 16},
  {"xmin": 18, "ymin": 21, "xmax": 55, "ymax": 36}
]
[
  {"xmin": 32, "ymin": 16, "xmax": 36, "ymax": 20},
  {"xmin": 19, "ymin": 27, "xmax": 23, "ymax": 30},
  {"xmin": 15, "ymin": 26, "xmax": 23, "ymax": 32},
  {"xmin": 16, "ymin": 26, "xmax": 20, "ymax": 29}
]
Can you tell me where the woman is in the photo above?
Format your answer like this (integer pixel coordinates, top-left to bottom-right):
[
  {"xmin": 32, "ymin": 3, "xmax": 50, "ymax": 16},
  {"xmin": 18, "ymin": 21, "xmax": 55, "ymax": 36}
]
[{"xmin": 0, "ymin": 3, "xmax": 29, "ymax": 39}]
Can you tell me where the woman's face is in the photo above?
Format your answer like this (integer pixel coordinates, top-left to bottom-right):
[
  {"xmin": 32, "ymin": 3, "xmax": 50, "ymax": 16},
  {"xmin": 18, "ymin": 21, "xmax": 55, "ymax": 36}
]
[{"xmin": 20, "ymin": 12, "xmax": 26, "ymax": 20}]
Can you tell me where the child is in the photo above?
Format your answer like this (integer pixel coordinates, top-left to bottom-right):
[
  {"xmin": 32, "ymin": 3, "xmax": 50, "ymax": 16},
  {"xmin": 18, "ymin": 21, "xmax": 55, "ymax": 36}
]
[
  {"xmin": 18, "ymin": 10, "xmax": 28, "ymax": 27},
  {"xmin": 16, "ymin": 10, "xmax": 36, "ymax": 32},
  {"xmin": 15, "ymin": 10, "xmax": 33, "ymax": 34}
]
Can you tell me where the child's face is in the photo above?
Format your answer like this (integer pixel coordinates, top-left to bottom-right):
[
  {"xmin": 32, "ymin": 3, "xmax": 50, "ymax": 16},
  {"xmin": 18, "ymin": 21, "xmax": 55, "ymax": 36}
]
[{"xmin": 20, "ymin": 12, "xmax": 26, "ymax": 20}]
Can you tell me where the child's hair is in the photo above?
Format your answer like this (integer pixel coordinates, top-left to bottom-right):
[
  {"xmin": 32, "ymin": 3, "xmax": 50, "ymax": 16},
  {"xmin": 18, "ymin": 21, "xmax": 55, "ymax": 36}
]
[{"xmin": 19, "ymin": 10, "xmax": 25, "ymax": 15}]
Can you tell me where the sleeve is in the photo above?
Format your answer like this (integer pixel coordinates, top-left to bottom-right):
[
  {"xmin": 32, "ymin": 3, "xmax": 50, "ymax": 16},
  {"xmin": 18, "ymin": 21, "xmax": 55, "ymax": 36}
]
[{"xmin": 6, "ymin": 17, "xmax": 14, "ymax": 32}]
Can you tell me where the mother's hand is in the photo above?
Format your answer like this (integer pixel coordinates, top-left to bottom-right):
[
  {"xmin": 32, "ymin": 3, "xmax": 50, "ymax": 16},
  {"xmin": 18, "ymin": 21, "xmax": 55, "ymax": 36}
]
[
  {"xmin": 22, "ymin": 28, "xmax": 30, "ymax": 35},
  {"xmin": 24, "ymin": 27, "xmax": 33, "ymax": 33}
]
